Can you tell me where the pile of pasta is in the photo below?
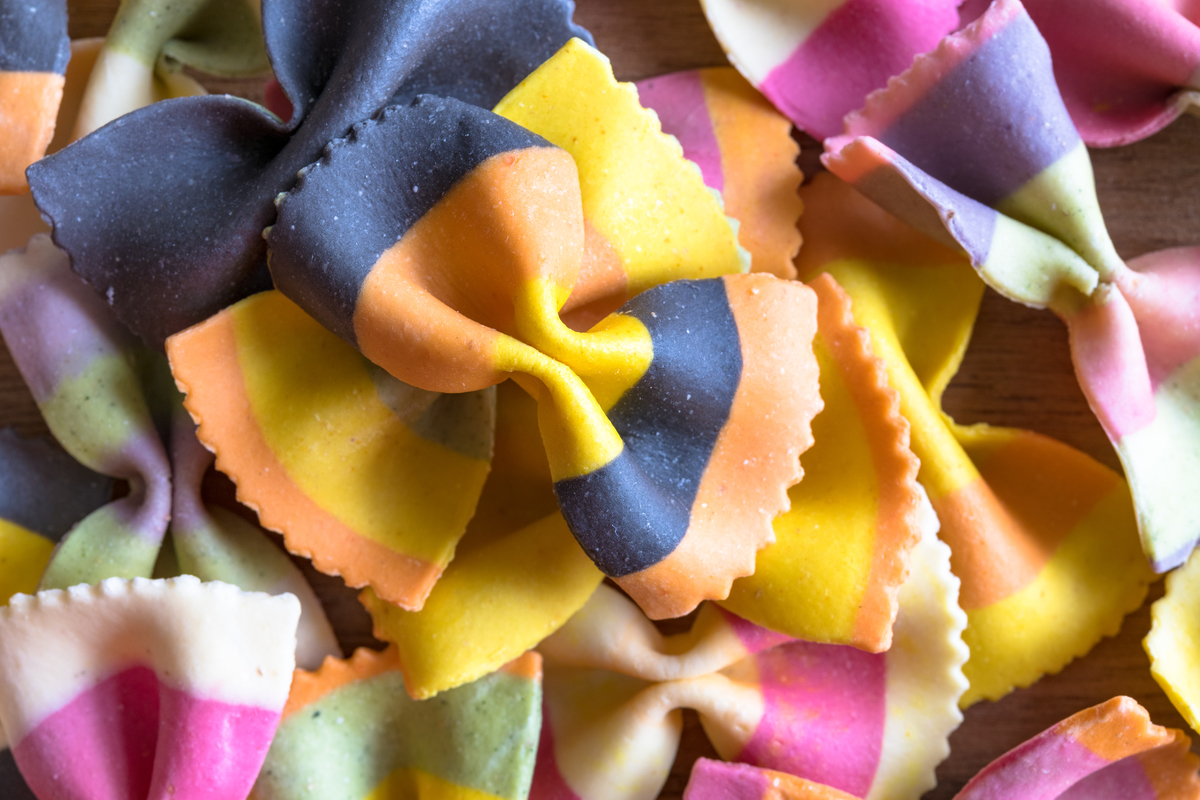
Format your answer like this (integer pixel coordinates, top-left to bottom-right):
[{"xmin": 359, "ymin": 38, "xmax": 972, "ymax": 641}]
[{"xmin": 1, "ymin": 0, "xmax": 1198, "ymax": 797}]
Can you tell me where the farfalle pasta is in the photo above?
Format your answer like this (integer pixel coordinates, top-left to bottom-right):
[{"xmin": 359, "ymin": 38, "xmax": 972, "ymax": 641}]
[
  {"xmin": 361, "ymin": 382, "xmax": 602, "ymax": 699},
  {"xmin": 956, "ymin": 697, "xmax": 1200, "ymax": 799},
  {"xmin": 699, "ymin": 0, "xmax": 960, "ymax": 139},
  {"xmin": 0, "ymin": 236, "xmax": 173, "ymax": 586},
  {"xmin": 264, "ymin": 95, "xmax": 817, "ymax": 620},
  {"xmin": 0, "ymin": 577, "xmax": 300, "ymax": 800},
  {"xmin": 797, "ymin": 173, "xmax": 1152, "ymax": 704},
  {"xmin": 27, "ymin": 0, "xmax": 590, "ymax": 347},
  {"xmin": 532, "ymin": 517, "xmax": 966, "ymax": 800},
  {"xmin": 682, "ymin": 759, "xmax": 862, "ymax": 800},
  {"xmin": 824, "ymin": 0, "xmax": 1200, "ymax": 576},
  {"xmin": 251, "ymin": 648, "xmax": 543, "ymax": 800},
  {"xmin": 0, "ymin": 235, "xmax": 339, "ymax": 668},
  {"xmin": 350, "ymin": 62, "xmax": 927, "ymax": 702}
]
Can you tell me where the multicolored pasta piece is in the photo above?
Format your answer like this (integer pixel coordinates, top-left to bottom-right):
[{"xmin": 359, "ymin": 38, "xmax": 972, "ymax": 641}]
[
  {"xmin": 955, "ymin": 697, "xmax": 1200, "ymax": 799},
  {"xmin": 532, "ymin": 516, "xmax": 966, "ymax": 800},
  {"xmin": 264, "ymin": 99, "xmax": 818, "ymax": 619},
  {"xmin": 699, "ymin": 0, "xmax": 960, "ymax": 139},
  {"xmin": 797, "ymin": 173, "xmax": 1152, "ymax": 705},
  {"xmin": 361, "ymin": 383, "xmax": 603, "ymax": 700},
  {"xmin": 168, "ymin": 289, "xmax": 498, "ymax": 612},
  {"xmin": 0, "ymin": 235, "xmax": 339, "ymax": 668},
  {"xmin": 0, "ymin": 0, "xmax": 68, "ymax": 194},
  {"xmin": 0, "ymin": 37, "xmax": 101, "ymax": 253},
  {"xmin": 0, "ymin": 235, "xmax": 173, "ymax": 587},
  {"xmin": 0, "ymin": 576, "xmax": 300, "ymax": 799},
  {"xmin": 824, "ymin": 0, "xmax": 1198, "ymax": 573},
  {"xmin": 250, "ymin": 648, "xmax": 543, "ymax": 800},
  {"xmin": 27, "ymin": 0, "xmax": 590, "ymax": 347}
]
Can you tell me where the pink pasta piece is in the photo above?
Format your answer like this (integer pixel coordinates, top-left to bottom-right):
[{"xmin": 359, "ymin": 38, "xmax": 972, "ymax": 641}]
[
  {"xmin": 823, "ymin": 0, "xmax": 1200, "ymax": 573},
  {"xmin": 0, "ymin": 577, "xmax": 299, "ymax": 800}
]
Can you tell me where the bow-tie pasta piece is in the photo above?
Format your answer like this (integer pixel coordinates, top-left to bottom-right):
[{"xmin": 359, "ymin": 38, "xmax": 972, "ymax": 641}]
[
  {"xmin": 0, "ymin": 236, "xmax": 339, "ymax": 667},
  {"xmin": 168, "ymin": 289, "xmax": 496, "ymax": 611},
  {"xmin": 1146, "ymin": 548, "xmax": 1200, "ymax": 734},
  {"xmin": 0, "ymin": 236, "xmax": 173, "ymax": 587},
  {"xmin": 956, "ymin": 697, "xmax": 1200, "ymax": 799},
  {"xmin": 251, "ymin": 648, "xmax": 542, "ymax": 800},
  {"xmin": 72, "ymin": 0, "xmax": 268, "ymax": 138},
  {"xmin": 797, "ymin": 173, "xmax": 1152, "ymax": 705},
  {"xmin": 0, "ymin": 576, "xmax": 299, "ymax": 800},
  {"xmin": 635, "ymin": 67, "xmax": 802, "ymax": 279},
  {"xmin": 0, "ymin": 0, "xmax": 68, "ymax": 194},
  {"xmin": 533, "ymin": 518, "xmax": 966, "ymax": 800},
  {"xmin": 683, "ymin": 760, "xmax": 861, "ymax": 800},
  {"xmin": 27, "ymin": 0, "xmax": 590, "ymax": 347},
  {"xmin": 699, "ymin": 0, "xmax": 960, "ymax": 140},
  {"xmin": 0, "ymin": 430, "xmax": 112, "ymax": 604},
  {"xmin": 979, "ymin": 0, "xmax": 1200, "ymax": 146},
  {"xmin": 823, "ymin": 0, "xmax": 1200, "ymax": 573},
  {"xmin": 263, "ymin": 90, "xmax": 819, "ymax": 619}
]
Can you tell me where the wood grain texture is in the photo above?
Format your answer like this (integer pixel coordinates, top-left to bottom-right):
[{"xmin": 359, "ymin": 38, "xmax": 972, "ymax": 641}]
[{"xmin": 0, "ymin": 0, "xmax": 1189, "ymax": 797}]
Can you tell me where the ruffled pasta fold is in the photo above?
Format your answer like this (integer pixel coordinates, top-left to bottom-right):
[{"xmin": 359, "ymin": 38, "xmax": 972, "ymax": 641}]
[
  {"xmin": 251, "ymin": 648, "xmax": 543, "ymax": 800},
  {"xmin": 0, "ymin": 234, "xmax": 339, "ymax": 668},
  {"xmin": 797, "ymin": 173, "xmax": 1152, "ymax": 705},
  {"xmin": 0, "ymin": 576, "xmax": 299, "ymax": 799},
  {"xmin": 0, "ymin": 236, "xmax": 172, "ymax": 587},
  {"xmin": 823, "ymin": 0, "xmax": 1200, "ymax": 574},
  {"xmin": 532, "ymin": 517, "xmax": 966, "ymax": 800}
]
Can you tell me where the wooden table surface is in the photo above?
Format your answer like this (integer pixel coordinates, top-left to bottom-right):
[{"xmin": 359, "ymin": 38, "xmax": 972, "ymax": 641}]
[{"xmin": 4, "ymin": 0, "xmax": 1199, "ymax": 797}]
